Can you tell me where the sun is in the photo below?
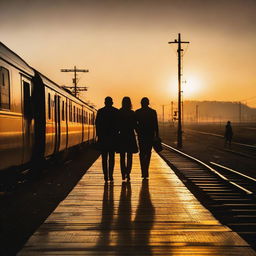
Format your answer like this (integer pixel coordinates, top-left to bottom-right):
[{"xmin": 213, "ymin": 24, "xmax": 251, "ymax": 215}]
[
  {"xmin": 183, "ymin": 76, "xmax": 202, "ymax": 97},
  {"xmin": 168, "ymin": 75, "xmax": 202, "ymax": 99}
]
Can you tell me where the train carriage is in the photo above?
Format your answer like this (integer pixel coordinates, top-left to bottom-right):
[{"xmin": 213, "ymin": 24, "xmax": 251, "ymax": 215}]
[
  {"xmin": 0, "ymin": 43, "xmax": 35, "ymax": 171},
  {"xmin": 0, "ymin": 42, "xmax": 96, "ymax": 172}
]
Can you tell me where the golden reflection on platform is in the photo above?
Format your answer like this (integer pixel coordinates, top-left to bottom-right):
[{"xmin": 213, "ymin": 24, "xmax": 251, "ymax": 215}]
[{"xmin": 18, "ymin": 152, "xmax": 256, "ymax": 255}]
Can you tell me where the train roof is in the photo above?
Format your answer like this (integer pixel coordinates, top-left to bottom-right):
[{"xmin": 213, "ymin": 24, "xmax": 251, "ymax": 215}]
[
  {"xmin": 0, "ymin": 42, "xmax": 34, "ymax": 76},
  {"xmin": 37, "ymin": 71, "xmax": 96, "ymax": 110},
  {"xmin": 0, "ymin": 42, "xmax": 96, "ymax": 111}
]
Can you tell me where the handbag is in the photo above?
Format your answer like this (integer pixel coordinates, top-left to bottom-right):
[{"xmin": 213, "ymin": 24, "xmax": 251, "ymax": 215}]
[{"xmin": 153, "ymin": 136, "xmax": 163, "ymax": 152}]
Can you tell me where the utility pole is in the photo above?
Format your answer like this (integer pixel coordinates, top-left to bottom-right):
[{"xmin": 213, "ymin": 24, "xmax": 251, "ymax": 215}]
[
  {"xmin": 171, "ymin": 101, "xmax": 174, "ymax": 125},
  {"xmin": 61, "ymin": 66, "xmax": 89, "ymax": 97},
  {"xmin": 181, "ymin": 91, "xmax": 184, "ymax": 126},
  {"xmin": 196, "ymin": 105, "xmax": 199, "ymax": 124},
  {"xmin": 162, "ymin": 105, "xmax": 165, "ymax": 124},
  {"xmin": 239, "ymin": 101, "xmax": 242, "ymax": 124},
  {"xmin": 168, "ymin": 33, "xmax": 190, "ymax": 148}
]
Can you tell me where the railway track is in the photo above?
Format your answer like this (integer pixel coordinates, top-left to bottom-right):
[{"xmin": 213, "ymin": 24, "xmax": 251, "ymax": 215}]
[
  {"xmin": 159, "ymin": 143, "xmax": 256, "ymax": 249},
  {"xmin": 186, "ymin": 128, "xmax": 256, "ymax": 159}
]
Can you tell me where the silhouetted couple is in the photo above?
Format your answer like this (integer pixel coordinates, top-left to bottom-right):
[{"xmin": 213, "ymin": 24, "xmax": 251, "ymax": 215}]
[{"xmin": 95, "ymin": 96, "xmax": 159, "ymax": 182}]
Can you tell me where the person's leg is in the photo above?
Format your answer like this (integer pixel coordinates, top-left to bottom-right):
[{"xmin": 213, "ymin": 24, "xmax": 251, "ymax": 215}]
[
  {"xmin": 127, "ymin": 153, "xmax": 132, "ymax": 173},
  {"xmin": 139, "ymin": 152, "xmax": 144, "ymax": 176},
  {"xmin": 109, "ymin": 151, "xmax": 115, "ymax": 181},
  {"xmin": 120, "ymin": 152, "xmax": 126, "ymax": 180},
  {"xmin": 144, "ymin": 148, "xmax": 152, "ymax": 178},
  {"xmin": 126, "ymin": 153, "xmax": 133, "ymax": 180},
  {"xmin": 139, "ymin": 139, "xmax": 147, "ymax": 177},
  {"xmin": 101, "ymin": 152, "xmax": 108, "ymax": 181}
]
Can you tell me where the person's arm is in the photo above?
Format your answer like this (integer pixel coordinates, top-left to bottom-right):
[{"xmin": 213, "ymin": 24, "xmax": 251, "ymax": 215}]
[
  {"xmin": 115, "ymin": 109, "xmax": 121, "ymax": 134},
  {"xmin": 95, "ymin": 110, "xmax": 101, "ymax": 137},
  {"xmin": 154, "ymin": 110, "xmax": 159, "ymax": 137},
  {"xmin": 134, "ymin": 111, "xmax": 139, "ymax": 135}
]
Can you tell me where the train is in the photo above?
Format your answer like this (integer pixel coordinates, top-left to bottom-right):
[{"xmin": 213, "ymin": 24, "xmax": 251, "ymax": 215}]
[{"xmin": 0, "ymin": 42, "xmax": 96, "ymax": 172}]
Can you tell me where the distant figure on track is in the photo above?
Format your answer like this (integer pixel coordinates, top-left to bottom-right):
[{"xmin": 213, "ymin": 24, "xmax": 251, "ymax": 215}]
[
  {"xmin": 96, "ymin": 97, "xmax": 119, "ymax": 182},
  {"xmin": 135, "ymin": 97, "xmax": 159, "ymax": 179},
  {"xmin": 117, "ymin": 97, "xmax": 138, "ymax": 181},
  {"xmin": 224, "ymin": 121, "xmax": 233, "ymax": 147}
]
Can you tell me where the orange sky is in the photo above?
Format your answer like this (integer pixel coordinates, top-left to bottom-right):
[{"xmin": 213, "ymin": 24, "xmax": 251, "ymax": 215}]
[{"xmin": 1, "ymin": 0, "xmax": 256, "ymax": 111}]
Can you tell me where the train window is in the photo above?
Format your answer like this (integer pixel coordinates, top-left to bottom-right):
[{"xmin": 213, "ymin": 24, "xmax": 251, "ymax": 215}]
[
  {"xmin": 0, "ymin": 66, "xmax": 10, "ymax": 110},
  {"xmin": 62, "ymin": 101, "xmax": 65, "ymax": 121},
  {"xmin": 48, "ymin": 93, "xmax": 51, "ymax": 119}
]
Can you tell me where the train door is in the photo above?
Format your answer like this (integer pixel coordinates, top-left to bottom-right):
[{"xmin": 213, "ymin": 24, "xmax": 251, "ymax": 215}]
[
  {"xmin": 65, "ymin": 99, "xmax": 68, "ymax": 149},
  {"xmin": 81, "ymin": 107, "xmax": 84, "ymax": 142},
  {"xmin": 54, "ymin": 94, "xmax": 60, "ymax": 153},
  {"xmin": 59, "ymin": 97, "xmax": 67, "ymax": 151},
  {"xmin": 22, "ymin": 76, "xmax": 34, "ymax": 164}
]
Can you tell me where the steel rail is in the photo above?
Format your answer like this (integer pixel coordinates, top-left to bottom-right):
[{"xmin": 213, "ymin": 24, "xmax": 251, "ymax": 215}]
[
  {"xmin": 161, "ymin": 142, "xmax": 253, "ymax": 195},
  {"xmin": 186, "ymin": 129, "xmax": 256, "ymax": 149},
  {"xmin": 210, "ymin": 162, "xmax": 256, "ymax": 183}
]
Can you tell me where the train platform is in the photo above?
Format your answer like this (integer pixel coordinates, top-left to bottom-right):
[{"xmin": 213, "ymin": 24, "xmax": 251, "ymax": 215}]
[{"xmin": 19, "ymin": 151, "xmax": 256, "ymax": 256}]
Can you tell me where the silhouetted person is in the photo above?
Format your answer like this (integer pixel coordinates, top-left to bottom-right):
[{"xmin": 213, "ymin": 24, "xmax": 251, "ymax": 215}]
[
  {"xmin": 117, "ymin": 97, "xmax": 138, "ymax": 181},
  {"xmin": 224, "ymin": 120, "xmax": 233, "ymax": 147},
  {"xmin": 96, "ymin": 97, "xmax": 118, "ymax": 181},
  {"xmin": 135, "ymin": 97, "xmax": 159, "ymax": 179}
]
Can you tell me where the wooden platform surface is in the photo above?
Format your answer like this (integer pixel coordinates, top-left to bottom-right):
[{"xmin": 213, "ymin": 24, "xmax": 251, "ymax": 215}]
[{"xmin": 19, "ymin": 152, "xmax": 256, "ymax": 255}]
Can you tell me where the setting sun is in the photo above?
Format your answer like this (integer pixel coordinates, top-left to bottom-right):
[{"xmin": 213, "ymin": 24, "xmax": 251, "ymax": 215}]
[
  {"xmin": 168, "ymin": 75, "xmax": 202, "ymax": 99},
  {"xmin": 183, "ymin": 76, "xmax": 202, "ymax": 97}
]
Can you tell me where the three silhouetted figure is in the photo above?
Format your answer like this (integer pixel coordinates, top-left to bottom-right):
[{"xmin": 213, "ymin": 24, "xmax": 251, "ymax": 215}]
[
  {"xmin": 135, "ymin": 97, "xmax": 159, "ymax": 179},
  {"xmin": 96, "ymin": 96, "xmax": 159, "ymax": 182},
  {"xmin": 118, "ymin": 97, "xmax": 138, "ymax": 181},
  {"xmin": 95, "ymin": 97, "xmax": 119, "ymax": 181}
]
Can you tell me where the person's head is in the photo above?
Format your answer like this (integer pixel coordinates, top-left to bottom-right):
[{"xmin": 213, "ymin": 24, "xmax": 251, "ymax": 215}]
[
  {"xmin": 121, "ymin": 96, "xmax": 132, "ymax": 110},
  {"xmin": 104, "ymin": 96, "xmax": 113, "ymax": 107},
  {"xmin": 227, "ymin": 121, "xmax": 231, "ymax": 125},
  {"xmin": 141, "ymin": 97, "xmax": 149, "ymax": 108}
]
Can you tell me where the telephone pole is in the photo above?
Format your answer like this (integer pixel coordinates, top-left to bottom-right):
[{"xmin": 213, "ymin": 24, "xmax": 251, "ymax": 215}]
[
  {"xmin": 196, "ymin": 105, "xmax": 199, "ymax": 124},
  {"xmin": 162, "ymin": 105, "xmax": 165, "ymax": 124},
  {"xmin": 171, "ymin": 101, "xmax": 174, "ymax": 124},
  {"xmin": 168, "ymin": 33, "xmax": 189, "ymax": 148},
  {"xmin": 61, "ymin": 66, "xmax": 89, "ymax": 97},
  {"xmin": 239, "ymin": 101, "xmax": 242, "ymax": 124}
]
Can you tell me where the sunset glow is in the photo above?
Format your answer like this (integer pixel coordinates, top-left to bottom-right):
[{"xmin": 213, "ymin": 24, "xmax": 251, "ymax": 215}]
[
  {"xmin": 1, "ymin": 0, "xmax": 255, "ymax": 109},
  {"xmin": 183, "ymin": 76, "xmax": 202, "ymax": 98}
]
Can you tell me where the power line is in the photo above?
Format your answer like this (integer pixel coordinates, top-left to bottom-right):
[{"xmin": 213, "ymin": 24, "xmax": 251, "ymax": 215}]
[{"xmin": 61, "ymin": 66, "xmax": 89, "ymax": 97}]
